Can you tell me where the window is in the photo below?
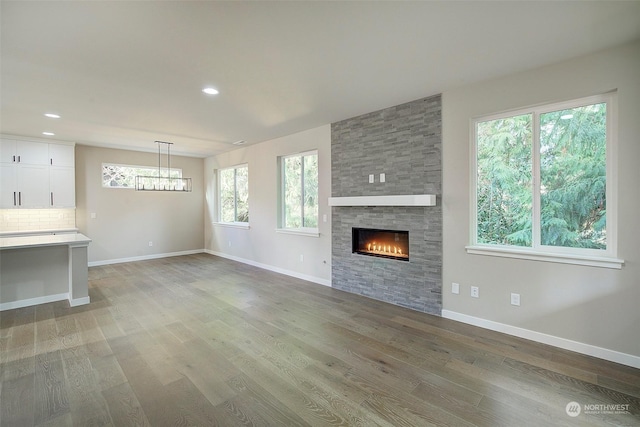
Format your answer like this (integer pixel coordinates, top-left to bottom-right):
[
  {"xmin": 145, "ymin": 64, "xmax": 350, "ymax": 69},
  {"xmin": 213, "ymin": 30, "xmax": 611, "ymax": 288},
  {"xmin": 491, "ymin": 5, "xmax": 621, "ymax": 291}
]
[
  {"xmin": 102, "ymin": 163, "xmax": 182, "ymax": 189},
  {"xmin": 218, "ymin": 164, "xmax": 249, "ymax": 223},
  {"xmin": 280, "ymin": 151, "xmax": 318, "ymax": 231},
  {"xmin": 470, "ymin": 93, "xmax": 621, "ymax": 267}
]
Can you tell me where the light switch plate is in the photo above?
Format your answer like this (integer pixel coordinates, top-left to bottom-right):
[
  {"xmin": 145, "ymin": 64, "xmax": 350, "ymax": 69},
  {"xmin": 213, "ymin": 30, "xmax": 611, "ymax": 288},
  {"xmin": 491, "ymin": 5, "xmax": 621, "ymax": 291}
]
[{"xmin": 511, "ymin": 293, "xmax": 521, "ymax": 306}]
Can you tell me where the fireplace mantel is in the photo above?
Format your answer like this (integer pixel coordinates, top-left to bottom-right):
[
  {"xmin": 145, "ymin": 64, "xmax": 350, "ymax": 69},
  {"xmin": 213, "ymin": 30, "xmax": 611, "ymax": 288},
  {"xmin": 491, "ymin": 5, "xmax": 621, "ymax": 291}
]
[{"xmin": 328, "ymin": 194, "xmax": 436, "ymax": 207}]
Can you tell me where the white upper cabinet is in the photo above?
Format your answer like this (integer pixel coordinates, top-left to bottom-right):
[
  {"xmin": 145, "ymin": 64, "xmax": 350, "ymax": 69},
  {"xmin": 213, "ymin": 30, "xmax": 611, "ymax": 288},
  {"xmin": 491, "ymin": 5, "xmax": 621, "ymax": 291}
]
[
  {"xmin": 49, "ymin": 144, "xmax": 75, "ymax": 167},
  {"xmin": 0, "ymin": 164, "xmax": 51, "ymax": 208},
  {"xmin": 50, "ymin": 167, "xmax": 76, "ymax": 208},
  {"xmin": 0, "ymin": 139, "xmax": 17, "ymax": 163},
  {"xmin": 0, "ymin": 139, "xmax": 49, "ymax": 165},
  {"xmin": 0, "ymin": 165, "xmax": 17, "ymax": 208},
  {"xmin": 17, "ymin": 165, "xmax": 50, "ymax": 208},
  {"xmin": 0, "ymin": 136, "xmax": 76, "ymax": 208}
]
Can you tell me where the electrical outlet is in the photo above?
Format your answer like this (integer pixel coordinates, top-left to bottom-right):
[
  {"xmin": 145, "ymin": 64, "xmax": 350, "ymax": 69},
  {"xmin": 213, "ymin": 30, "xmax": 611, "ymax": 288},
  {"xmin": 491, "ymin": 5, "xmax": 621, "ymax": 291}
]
[
  {"xmin": 511, "ymin": 293, "xmax": 521, "ymax": 306},
  {"xmin": 148, "ymin": 241, "xmax": 153, "ymax": 247},
  {"xmin": 369, "ymin": 174, "xmax": 375, "ymax": 183},
  {"xmin": 451, "ymin": 282, "xmax": 460, "ymax": 294},
  {"xmin": 90, "ymin": 212, "xmax": 97, "ymax": 219},
  {"xmin": 299, "ymin": 254, "xmax": 304, "ymax": 262},
  {"xmin": 380, "ymin": 173, "xmax": 386, "ymax": 183},
  {"xmin": 471, "ymin": 286, "xmax": 479, "ymax": 298},
  {"xmin": 228, "ymin": 241, "xmax": 232, "ymax": 247},
  {"xmin": 323, "ymin": 214, "xmax": 327, "ymax": 222}
]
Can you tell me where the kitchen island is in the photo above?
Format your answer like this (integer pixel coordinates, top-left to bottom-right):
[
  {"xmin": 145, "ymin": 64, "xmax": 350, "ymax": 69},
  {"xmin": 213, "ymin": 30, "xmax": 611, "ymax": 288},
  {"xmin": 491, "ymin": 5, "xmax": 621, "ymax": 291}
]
[{"xmin": 0, "ymin": 233, "xmax": 91, "ymax": 311}]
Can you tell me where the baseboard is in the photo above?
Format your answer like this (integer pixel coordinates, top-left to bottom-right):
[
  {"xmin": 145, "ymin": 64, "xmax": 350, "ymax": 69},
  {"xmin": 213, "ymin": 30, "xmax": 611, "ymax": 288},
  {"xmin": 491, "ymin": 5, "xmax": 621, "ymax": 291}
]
[
  {"xmin": 0, "ymin": 292, "xmax": 69, "ymax": 311},
  {"xmin": 442, "ymin": 309, "xmax": 640, "ymax": 369},
  {"xmin": 88, "ymin": 249, "xmax": 205, "ymax": 267},
  {"xmin": 69, "ymin": 296, "xmax": 90, "ymax": 307},
  {"xmin": 205, "ymin": 249, "xmax": 331, "ymax": 287}
]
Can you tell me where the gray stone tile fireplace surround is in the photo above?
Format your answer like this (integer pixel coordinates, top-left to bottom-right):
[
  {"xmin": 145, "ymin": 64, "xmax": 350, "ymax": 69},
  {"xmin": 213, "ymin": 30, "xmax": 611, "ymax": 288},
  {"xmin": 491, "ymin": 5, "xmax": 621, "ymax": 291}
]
[{"xmin": 331, "ymin": 94, "xmax": 442, "ymax": 315}]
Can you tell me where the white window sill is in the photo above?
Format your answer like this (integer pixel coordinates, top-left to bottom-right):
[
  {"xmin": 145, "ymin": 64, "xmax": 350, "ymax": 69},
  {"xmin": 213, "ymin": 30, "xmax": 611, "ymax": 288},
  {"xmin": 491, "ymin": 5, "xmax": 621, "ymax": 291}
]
[
  {"xmin": 275, "ymin": 228, "xmax": 320, "ymax": 238},
  {"xmin": 465, "ymin": 245, "xmax": 624, "ymax": 270},
  {"xmin": 212, "ymin": 222, "xmax": 250, "ymax": 230}
]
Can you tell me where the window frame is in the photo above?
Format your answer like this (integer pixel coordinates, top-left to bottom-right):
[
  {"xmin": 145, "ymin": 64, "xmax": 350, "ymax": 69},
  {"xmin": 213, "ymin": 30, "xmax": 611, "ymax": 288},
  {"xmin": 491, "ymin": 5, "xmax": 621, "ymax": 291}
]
[
  {"xmin": 102, "ymin": 162, "xmax": 182, "ymax": 189},
  {"xmin": 467, "ymin": 93, "xmax": 623, "ymax": 269},
  {"xmin": 217, "ymin": 163, "xmax": 249, "ymax": 225},
  {"xmin": 278, "ymin": 150, "xmax": 319, "ymax": 236}
]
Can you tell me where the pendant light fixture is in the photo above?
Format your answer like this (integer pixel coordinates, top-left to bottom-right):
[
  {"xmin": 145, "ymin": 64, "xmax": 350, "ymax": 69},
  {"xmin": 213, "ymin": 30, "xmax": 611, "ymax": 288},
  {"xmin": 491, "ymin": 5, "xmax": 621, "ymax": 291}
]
[{"xmin": 135, "ymin": 141, "xmax": 192, "ymax": 192}]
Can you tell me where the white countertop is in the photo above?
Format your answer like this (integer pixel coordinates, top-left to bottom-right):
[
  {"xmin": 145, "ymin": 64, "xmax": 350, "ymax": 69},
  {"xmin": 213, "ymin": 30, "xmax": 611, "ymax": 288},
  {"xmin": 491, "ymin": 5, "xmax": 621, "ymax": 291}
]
[
  {"xmin": 0, "ymin": 233, "xmax": 91, "ymax": 250},
  {"xmin": 0, "ymin": 228, "xmax": 79, "ymax": 237}
]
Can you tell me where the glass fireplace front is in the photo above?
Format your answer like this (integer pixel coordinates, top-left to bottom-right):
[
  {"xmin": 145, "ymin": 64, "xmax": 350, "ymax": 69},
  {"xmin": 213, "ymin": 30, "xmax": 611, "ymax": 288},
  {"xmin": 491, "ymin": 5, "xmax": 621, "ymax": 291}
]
[{"xmin": 352, "ymin": 227, "xmax": 409, "ymax": 261}]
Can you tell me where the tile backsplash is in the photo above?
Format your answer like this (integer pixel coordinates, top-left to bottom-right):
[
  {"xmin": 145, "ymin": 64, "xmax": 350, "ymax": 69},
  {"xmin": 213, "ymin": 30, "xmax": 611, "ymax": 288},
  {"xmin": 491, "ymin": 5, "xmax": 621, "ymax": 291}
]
[{"xmin": 0, "ymin": 208, "xmax": 76, "ymax": 232}]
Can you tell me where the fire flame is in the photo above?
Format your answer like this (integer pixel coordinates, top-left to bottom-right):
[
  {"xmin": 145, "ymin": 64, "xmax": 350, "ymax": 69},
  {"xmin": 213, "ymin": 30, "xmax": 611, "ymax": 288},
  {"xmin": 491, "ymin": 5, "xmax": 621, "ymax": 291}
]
[{"xmin": 365, "ymin": 241, "xmax": 404, "ymax": 256}]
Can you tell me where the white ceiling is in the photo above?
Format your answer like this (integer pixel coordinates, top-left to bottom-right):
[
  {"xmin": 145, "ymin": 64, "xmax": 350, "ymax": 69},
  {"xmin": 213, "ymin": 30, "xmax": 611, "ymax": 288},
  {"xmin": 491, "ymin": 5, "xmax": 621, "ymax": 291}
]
[{"xmin": 2, "ymin": 1, "xmax": 639, "ymax": 158}]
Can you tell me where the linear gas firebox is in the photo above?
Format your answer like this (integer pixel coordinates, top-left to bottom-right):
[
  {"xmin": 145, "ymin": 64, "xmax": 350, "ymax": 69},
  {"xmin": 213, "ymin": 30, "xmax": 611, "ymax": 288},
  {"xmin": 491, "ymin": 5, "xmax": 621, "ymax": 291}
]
[{"xmin": 352, "ymin": 227, "xmax": 409, "ymax": 261}]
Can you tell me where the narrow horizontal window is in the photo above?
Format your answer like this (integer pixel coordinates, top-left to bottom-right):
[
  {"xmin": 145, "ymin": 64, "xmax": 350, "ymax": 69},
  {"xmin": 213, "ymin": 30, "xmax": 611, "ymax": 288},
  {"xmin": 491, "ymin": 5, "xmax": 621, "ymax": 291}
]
[{"xmin": 102, "ymin": 163, "xmax": 181, "ymax": 189}]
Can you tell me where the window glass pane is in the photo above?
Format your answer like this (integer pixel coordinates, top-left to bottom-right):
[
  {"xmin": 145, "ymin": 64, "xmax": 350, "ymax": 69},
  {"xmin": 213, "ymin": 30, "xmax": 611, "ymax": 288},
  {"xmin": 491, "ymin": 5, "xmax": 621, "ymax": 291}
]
[
  {"xmin": 284, "ymin": 156, "xmax": 302, "ymax": 228},
  {"xmin": 220, "ymin": 168, "xmax": 235, "ymax": 222},
  {"xmin": 540, "ymin": 103, "xmax": 606, "ymax": 249},
  {"xmin": 476, "ymin": 114, "xmax": 533, "ymax": 246},
  {"xmin": 303, "ymin": 154, "xmax": 318, "ymax": 228},
  {"xmin": 236, "ymin": 166, "xmax": 249, "ymax": 222},
  {"xmin": 103, "ymin": 164, "xmax": 129, "ymax": 187},
  {"xmin": 102, "ymin": 164, "xmax": 181, "ymax": 188}
]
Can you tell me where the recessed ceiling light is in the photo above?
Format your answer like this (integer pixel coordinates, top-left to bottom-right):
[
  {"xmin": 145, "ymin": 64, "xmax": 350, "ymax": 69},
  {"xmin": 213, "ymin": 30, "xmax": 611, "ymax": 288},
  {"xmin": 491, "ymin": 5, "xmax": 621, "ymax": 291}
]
[
  {"xmin": 42, "ymin": 132, "xmax": 55, "ymax": 136},
  {"xmin": 232, "ymin": 140, "xmax": 246, "ymax": 145},
  {"xmin": 44, "ymin": 113, "xmax": 60, "ymax": 119},
  {"xmin": 202, "ymin": 87, "xmax": 219, "ymax": 95}
]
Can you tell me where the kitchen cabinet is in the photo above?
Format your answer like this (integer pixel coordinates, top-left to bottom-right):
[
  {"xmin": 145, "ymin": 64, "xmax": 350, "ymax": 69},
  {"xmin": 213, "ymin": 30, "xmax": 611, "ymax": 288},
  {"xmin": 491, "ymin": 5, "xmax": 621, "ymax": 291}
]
[
  {"xmin": 0, "ymin": 139, "xmax": 13, "ymax": 163},
  {"xmin": 0, "ymin": 233, "xmax": 92, "ymax": 311},
  {"xmin": 0, "ymin": 165, "xmax": 16, "ymax": 207},
  {"xmin": 50, "ymin": 167, "xmax": 75, "ymax": 207},
  {"xmin": 0, "ymin": 164, "xmax": 50, "ymax": 208},
  {"xmin": 49, "ymin": 143, "xmax": 75, "ymax": 167},
  {"xmin": 0, "ymin": 139, "xmax": 49, "ymax": 165},
  {"xmin": 0, "ymin": 137, "xmax": 75, "ymax": 208}
]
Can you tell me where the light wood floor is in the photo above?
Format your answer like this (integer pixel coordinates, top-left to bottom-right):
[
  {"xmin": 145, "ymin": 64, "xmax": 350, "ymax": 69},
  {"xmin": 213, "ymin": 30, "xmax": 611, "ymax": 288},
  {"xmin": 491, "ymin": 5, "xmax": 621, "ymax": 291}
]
[{"xmin": 1, "ymin": 253, "xmax": 639, "ymax": 426}]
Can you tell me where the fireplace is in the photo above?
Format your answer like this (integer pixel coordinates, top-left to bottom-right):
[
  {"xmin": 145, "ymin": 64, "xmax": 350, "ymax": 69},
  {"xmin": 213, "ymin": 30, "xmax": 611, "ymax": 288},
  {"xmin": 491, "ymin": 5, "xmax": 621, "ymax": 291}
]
[{"xmin": 352, "ymin": 227, "xmax": 409, "ymax": 261}]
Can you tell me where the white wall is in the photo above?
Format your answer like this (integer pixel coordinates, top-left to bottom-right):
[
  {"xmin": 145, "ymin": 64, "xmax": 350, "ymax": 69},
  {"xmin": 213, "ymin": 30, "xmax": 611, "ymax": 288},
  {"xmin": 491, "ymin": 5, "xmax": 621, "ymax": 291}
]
[
  {"xmin": 76, "ymin": 145, "xmax": 205, "ymax": 264},
  {"xmin": 442, "ymin": 41, "xmax": 640, "ymax": 365},
  {"xmin": 205, "ymin": 125, "xmax": 331, "ymax": 285}
]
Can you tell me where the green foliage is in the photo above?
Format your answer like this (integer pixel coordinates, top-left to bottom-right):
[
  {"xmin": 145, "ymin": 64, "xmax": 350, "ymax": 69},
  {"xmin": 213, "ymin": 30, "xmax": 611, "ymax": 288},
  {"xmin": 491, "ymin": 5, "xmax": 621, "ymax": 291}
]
[
  {"xmin": 220, "ymin": 166, "xmax": 249, "ymax": 222},
  {"xmin": 235, "ymin": 166, "xmax": 249, "ymax": 222},
  {"xmin": 284, "ymin": 156, "xmax": 302, "ymax": 228},
  {"xmin": 477, "ymin": 114, "xmax": 532, "ymax": 246},
  {"xmin": 103, "ymin": 164, "xmax": 181, "ymax": 188},
  {"xmin": 303, "ymin": 155, "xmax": 318, "ymax": 228},
  {"xmin": 540, "ymin": 103, "xmax": 606, "ymax": 249},
  {"xmin": 476, "ymin": 102, "xmax": 607, "ymax": 250},
  {"xmin": 284, "ymin": 153, "xmax": 318, "ymax": 228},
  {"xmin": 220, "ymin": 168, "xmax": 235, "ymax": 222}
]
